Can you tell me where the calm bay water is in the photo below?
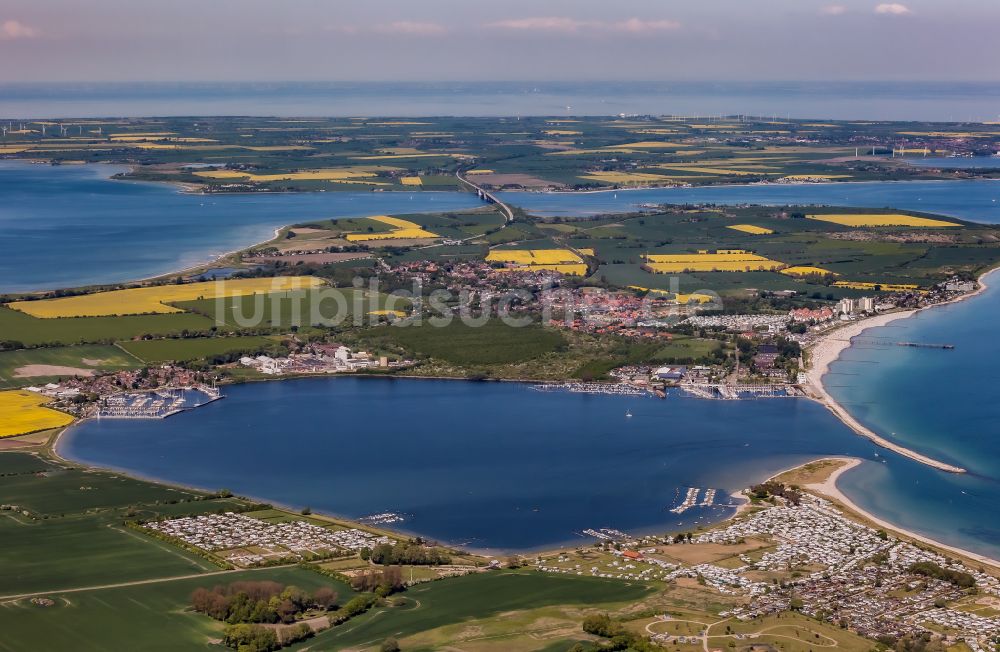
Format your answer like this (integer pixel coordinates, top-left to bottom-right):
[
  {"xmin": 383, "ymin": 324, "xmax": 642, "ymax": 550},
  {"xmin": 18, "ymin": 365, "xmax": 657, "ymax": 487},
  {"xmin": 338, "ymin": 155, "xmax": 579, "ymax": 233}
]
[
  {"xmin": 0, "ymin": 161, "xmax": 479, "ymax": 293},
  {"xmin": 4, "ymin": 81, "xmax": 1000, "ymax": 121},
  {"xmin": 59, "ymin": 378, "xmax": 877, "ymax": 552}
]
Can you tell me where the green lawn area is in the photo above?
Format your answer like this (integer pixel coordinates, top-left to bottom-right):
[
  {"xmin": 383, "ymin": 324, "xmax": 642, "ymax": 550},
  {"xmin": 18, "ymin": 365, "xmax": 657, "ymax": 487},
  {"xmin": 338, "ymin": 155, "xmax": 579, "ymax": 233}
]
[
  {"xmin": 0, "ymin": 567, "xmax": 354, "ymax": 652},
  {"xmin": 118, "ymin": 335, "xmax": 281, "ymax": 363},
  {"xmin": 306, "ymin": 570, "xmax": 652, "ymax": 651},
  {"xmin": 0, "ymin": 344, "xmax": 142, "ymax": 389},
  {"xmin": 175, "ymin": 288, "xmax": 410, "ymax": 329},
  {"xmin": 368, "ymin": 319, "xmax": 568, "ymax": 366},
  {"xmin": 0, "ymin": 306, "xmax": 215, "ymax": 347},
  {"xmin": 0, "ymin": 452, "xmax": 242, "ymax": 596}
]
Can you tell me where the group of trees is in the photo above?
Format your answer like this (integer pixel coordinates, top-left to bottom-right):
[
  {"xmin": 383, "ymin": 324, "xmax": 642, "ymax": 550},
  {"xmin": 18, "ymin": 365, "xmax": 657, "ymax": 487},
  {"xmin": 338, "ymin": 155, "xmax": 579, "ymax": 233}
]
[
  {"xmin": 907, "ymin": 561, "xmax": 976, "ymax": 588},
  {"xmin": 579, "ymin": 614, "xmax": 659, "ymax": 652},
  {"xmin": 749, "ymin": 481, "xmax": 803, "ymax": 506},
  {"xmin": 190, "ymin": 581, "xmax": 339, "ymax": 625},
  {"xmin": 350, "ymin": 566, "xmax": 405, "ymax": 596},
  {"xmin": 362, "ymin": 540, "xmax": 451, "ymax": 566},
  {"xmin": 221, "ymin": 622, "xmax": 313, "ymax": 652}
]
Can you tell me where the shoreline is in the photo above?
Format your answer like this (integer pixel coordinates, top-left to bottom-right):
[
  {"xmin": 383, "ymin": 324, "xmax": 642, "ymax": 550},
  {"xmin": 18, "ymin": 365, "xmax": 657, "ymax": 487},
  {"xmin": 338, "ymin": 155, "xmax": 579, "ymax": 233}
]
[
  {"xmin": 802, "ymin": 268, "xmax": 998, "ymax": 474},
  {"xmin": 799, "ymin": 457, "xmax": 1000, "ymax": 571}
]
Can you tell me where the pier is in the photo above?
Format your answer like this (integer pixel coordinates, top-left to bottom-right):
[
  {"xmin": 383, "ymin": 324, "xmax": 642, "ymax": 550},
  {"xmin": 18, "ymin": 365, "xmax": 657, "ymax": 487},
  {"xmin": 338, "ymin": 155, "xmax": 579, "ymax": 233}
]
[{"xmin": 844, "ymin": 337, "xmax": 955, "ymax": 350}]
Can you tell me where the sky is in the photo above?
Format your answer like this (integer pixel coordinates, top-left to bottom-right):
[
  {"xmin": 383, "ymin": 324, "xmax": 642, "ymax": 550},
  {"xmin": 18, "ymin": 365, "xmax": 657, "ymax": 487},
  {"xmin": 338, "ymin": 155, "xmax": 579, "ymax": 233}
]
[{"xmin": 1, "ymin": 0, "xmax": 999, "ymax": 82}]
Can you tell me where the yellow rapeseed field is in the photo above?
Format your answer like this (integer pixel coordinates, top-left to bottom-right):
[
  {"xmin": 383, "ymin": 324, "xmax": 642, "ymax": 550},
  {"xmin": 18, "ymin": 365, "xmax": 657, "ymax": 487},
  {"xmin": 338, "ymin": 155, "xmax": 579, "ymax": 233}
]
[
  {"xmin": 727, "ymin": 224, "xmax": 774, "ymax": 235},
  {"xmin": 580, "ymin": 172, "xmax": 676, "ymax": 184},
  {"xmin": 486, "ymin": 249, "xmax": 587, "ymax": 275},
  {"xmin": 10, "ymin": 277, "xmax": 325, "ymax": 318},
  {"xmin": 400, "ymin": 177, "xmax": 423, "ymax": 186},
  {"xmin": 486, "ymin": 249, "xmax": 583, "ymax": 265},
  {"xmin": 466, "ymin": 169, "xmax": 494, "ymax": 175},
  {"xmin": 193, "ymin": 167, "xmax": 395, "ymax": 185},
  {"xmin": 643, "ymin": 251, "xmax": 782, "ymax": 273},
  {"xmin": 832, "ymin": 281, "xmax": 922, "ymax": 291},
  {"xmin": 0, "ymin": 390, "xmax": 75, "ymax": 438},
  {"xmin": 344, "ymin": 216, "xmax": 439, "ymax": 242},
  {"xmin": 781, "ymin": 174, "xmax": 851, "ymax": 180},
  {"xmin": 807, "ymin": 214, "xmax": 959, "ymax": 228},
  {"xmin": 781, "ymin": 266, "xmax": 837, "ymax": 277}
]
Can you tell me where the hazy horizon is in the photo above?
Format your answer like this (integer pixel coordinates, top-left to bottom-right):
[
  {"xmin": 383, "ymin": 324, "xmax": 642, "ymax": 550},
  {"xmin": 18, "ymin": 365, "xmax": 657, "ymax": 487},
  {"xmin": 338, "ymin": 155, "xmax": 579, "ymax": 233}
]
[{"xmin": 2, "ymin": 0, "xmax": 999, "ymax": 83}]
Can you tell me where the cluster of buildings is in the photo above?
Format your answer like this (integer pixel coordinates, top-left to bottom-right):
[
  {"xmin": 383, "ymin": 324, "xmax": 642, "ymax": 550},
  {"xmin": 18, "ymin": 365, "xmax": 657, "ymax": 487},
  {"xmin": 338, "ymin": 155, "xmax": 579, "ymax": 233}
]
[
  {"xmin": 685, "ymin": 313, "xmax": 789, "ymax": 333},
  {"xmin": 534, "ymin": 492, "xmax": 999, "ymax": 648},
  {"xmin": 26, "ymin": 365, "xmax": 208, "ymax": 416},
  {"xmin": 144, "ymin": 512, "xmax": 392, "ymax": 567},
  {"xmin": 239, "ymin": 343, "xmax": 408, "ymax": 376}
]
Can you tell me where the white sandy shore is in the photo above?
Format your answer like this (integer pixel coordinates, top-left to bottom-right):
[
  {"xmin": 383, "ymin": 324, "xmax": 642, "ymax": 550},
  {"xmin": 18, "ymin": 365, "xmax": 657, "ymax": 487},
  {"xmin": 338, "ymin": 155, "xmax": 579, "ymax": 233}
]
[
  {"xmin": 803, "ymin": 270, "xmax": 997, "ymax": 473},
  {"xmin": 802, "ymin": 457, "xmax": 1000, "ymax": 570}
]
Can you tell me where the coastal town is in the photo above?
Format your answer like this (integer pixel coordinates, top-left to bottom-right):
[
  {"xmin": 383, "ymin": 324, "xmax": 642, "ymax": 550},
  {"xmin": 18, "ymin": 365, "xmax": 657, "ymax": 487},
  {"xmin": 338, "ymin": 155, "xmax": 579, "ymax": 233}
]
[{"xmin": 534, "ymin": 462, "xmax": 1000, "ymax": 651}]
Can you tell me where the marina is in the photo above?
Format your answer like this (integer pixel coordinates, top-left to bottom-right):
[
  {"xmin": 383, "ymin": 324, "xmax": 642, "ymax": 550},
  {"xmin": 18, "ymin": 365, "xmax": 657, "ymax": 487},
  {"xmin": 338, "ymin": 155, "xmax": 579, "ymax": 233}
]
[{"xmin": 96, "ymin": 386, "xmax": 223, "ymax": 419}]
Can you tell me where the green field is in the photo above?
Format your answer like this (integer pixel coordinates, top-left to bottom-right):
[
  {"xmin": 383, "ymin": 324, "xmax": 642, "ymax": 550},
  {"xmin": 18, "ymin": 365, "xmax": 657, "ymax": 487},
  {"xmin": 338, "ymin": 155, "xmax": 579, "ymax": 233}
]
[
  {"xmin": 367, "ymin": 319, "xmax": 568, "ymax": 366},
  {"xmin": 0, "ymin": 452, "xmax": 241, "ymax": 596},
  {"xmin": 0, "ymin": 344, "xmax": 141, "ymax": 389},
  {"xmin": 0, "ymin": 567, "xmax": 355, "ymax": 652},
  {"xmin": 0, "ymin": 306, "xmax": 215, "ymax": 347},
  {"xmin": 307, "ymin": 570, "xmax": 652, "ymax": 651},
  {"xmin": 118, "ymin": 335, "xmax": 281, "ymax": 363},
  {"xmin": 175, "ymin": 288, "xmax": 411, "ymax": 329}
]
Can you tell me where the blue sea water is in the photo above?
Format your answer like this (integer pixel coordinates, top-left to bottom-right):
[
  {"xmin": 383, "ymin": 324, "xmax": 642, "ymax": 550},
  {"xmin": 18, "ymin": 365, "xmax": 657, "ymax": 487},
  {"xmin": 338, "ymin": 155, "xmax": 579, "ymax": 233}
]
[
  {"xmin": 905, "ymin": 156, "xmax": 1000, "ymax": 170},
  {"xmin": 0, "ymin": 161, "xmax": 480, "ymax": 293},
  {"xmin": 499, "ymin": 180, "xmax": 1000, "ymax": 224},
  {"xmin": 4, "ymin": 81, "xmax": 1000, "ymax": 122},
  {"xmin": 58, "ymin": 378, "xmax": 877, "ymax": 553},
  {"xmin": 824, "ymin": 271, "xmax": 1000, "ymax": 552}
]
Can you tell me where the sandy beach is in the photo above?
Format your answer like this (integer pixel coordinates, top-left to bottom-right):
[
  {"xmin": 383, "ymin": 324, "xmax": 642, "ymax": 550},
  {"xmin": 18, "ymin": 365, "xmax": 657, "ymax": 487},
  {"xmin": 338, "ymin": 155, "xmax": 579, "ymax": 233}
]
[
  {"xmin": 802, "ymin": 457, "xmax": 1000, "ymax": 570},
  {"xmin": 802, "ymin": 270, "xmax": 997, "ymax": 473}
]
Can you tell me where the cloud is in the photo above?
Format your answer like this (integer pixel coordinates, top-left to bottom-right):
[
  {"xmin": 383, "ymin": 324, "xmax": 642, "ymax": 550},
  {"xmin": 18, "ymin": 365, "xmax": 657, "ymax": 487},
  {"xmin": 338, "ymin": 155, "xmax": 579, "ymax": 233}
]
[
  {"xmin": 820, "ymin": 5, "xmax": 848, "ymax": 16},
  {"xmin": 612, "ymin": 18, "xmax": 681, "ymax": 33},
  {"xmin": 487, "ymin": 17, "xmax": 592, "ymax": 32},
  {"xmin": 874, "ymin": 3, "xmax": 911, "ymax": 15},
  {"xmin": 487, "ymin": 16, "xmax": 680, "ymax": 34},
  {"xmin": 374, "ymin": 21, "xmax": 446, "ymax": 36},
  {"xmin": 0, "ymin": 20, "xmax": 39, "ymax": 40}
]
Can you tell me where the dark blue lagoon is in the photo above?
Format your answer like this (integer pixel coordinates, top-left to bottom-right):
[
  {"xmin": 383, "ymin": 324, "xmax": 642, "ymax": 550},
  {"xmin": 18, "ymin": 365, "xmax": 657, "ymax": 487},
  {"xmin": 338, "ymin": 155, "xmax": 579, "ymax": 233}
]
[
  {"xmin": 500, "ymin": 180, "xmax": 1000, "ymax": 224},
  {"xmin": 0, "ymin": 161, "xmax": 480, "ymax": 293},
  {"xmin": 60, "ymin": 377, "xmax": 879, "ymax": 552}
]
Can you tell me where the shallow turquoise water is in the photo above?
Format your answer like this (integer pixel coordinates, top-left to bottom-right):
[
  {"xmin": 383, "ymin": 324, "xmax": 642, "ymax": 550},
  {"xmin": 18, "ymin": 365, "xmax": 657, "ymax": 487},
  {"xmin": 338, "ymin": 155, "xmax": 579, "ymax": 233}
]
[{"xmin": 824, "ymin": 271, "xmax": 1000, "ymax": 552}]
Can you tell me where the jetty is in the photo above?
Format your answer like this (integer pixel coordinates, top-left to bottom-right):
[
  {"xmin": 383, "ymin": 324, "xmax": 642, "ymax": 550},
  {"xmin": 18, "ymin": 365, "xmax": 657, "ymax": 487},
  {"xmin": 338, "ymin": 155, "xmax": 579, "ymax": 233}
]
[{"xmin": 843, "ymin": 337, "xmax": 955, "ymax": 350}]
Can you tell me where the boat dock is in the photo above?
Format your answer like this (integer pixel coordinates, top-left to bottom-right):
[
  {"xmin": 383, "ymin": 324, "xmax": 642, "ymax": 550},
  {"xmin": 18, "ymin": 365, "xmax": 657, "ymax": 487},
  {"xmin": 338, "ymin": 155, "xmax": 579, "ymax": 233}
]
[
  {"xmin": 96, "ymin": 385, "xmax": 223, "ymax": 419},
  {"xmin": 532, "ymin": 382, "xmax": 651, "ymax": 397},
  {"xmin": 681, "ymin": 383, "xmax": 799, "ymax": 400}
]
